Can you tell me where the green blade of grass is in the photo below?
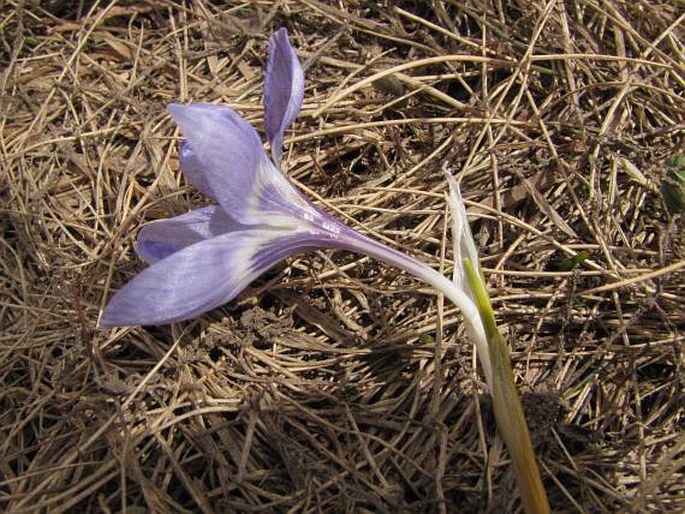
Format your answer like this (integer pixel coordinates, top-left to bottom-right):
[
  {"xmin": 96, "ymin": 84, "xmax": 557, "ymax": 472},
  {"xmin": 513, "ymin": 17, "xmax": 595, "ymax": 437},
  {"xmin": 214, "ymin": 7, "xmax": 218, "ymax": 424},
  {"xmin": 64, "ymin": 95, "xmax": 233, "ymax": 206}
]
[{"xmin": 464, "ymin": 259, "xmax": 550, "ymax": 514}]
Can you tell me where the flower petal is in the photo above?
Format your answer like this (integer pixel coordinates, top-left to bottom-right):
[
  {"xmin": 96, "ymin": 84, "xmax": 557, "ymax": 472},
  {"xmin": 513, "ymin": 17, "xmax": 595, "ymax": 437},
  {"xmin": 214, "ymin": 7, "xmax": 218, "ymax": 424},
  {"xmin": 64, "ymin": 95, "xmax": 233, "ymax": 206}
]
[
  {"xmin": 177, "ymin": 140, "xmax": 217, "ymax": 201},
  {"xmin": 100, "ymin": 228, "xmax": 333, "ymax": 327},
  {"xmin": 170, "ymin": 103, "xmax": 317, "ymax": 226},
  {"xmin": 136, "ymin": 205, "xmax": 245, "ymax": 264},
  {"xmin": 264, "ymin": 28, "xmax": 304, "ymax": 162},
  {"xmin": 168, "ymin": 103, "xmax": 265, "ymax": 223}
]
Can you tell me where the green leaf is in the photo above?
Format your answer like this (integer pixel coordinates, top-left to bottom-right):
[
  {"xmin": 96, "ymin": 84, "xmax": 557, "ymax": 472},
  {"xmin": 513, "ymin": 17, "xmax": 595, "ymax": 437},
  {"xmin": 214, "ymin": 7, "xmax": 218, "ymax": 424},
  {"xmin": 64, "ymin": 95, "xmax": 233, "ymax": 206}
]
[
  {"xmin": 463, "ymin": 258, "xmax": 497, "ymax": 341},
  {"xmin": 464, "ymin": 259, "xmax": 551, "ymax": 513},
  {"xmin": 662, "ymin": 156, "xmax": 685, "ymax": 215},
  {"xmin": 547, "ymin": 250, "xmax": 590, "ymax": 272},
  {"xmin": 419, "ymin": 333, "xmax": 435, "ymax": 345}
]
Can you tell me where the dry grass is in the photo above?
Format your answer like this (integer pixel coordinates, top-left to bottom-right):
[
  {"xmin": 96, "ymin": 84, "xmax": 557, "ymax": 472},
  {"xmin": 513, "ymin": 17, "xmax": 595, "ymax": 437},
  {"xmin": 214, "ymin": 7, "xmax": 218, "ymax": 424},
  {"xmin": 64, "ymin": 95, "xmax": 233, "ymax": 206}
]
[{"xmin": 1, "ymin": 1, "xmax": 683, "ymax": 512}]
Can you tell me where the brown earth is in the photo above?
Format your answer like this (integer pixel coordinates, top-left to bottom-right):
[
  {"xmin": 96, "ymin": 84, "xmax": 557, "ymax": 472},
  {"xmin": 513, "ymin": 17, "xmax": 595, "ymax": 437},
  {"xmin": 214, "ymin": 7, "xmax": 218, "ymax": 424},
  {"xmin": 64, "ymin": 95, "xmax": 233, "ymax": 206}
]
[{"xmin": 1, "ymin": 1, "xmax": 683, "ymax": 512}]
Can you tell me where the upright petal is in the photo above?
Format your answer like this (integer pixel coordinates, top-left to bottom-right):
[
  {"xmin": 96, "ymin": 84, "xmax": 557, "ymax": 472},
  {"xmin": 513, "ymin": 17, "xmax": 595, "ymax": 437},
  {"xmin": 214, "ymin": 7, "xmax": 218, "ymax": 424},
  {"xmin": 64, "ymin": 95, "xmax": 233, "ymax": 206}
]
[
  {"xmin": 101, "ymin": 227, "xmax": 339, "ymax": 327},
  {"xmin": 136, "ymin": 205, "xmax": 245, "ymax": 264},
  {"xmin": 168, "ymin": 103, "xmax": 265, "ymax": 224},
  {"xmin": 264, "ymin": 28, "xmax": 305, "ymax": 162},
  {"xmin": 170, "ymin": 103, "xmax": 318, "ymax": 227}
]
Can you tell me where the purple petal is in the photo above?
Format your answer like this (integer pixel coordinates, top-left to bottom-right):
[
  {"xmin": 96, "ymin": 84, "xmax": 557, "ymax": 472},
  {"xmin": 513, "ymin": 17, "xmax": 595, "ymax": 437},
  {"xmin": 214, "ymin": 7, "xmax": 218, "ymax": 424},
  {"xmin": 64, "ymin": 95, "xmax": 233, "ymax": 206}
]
[
  {"xmin": 170, "ymin": 103, "xmax": 315, "ymax": 226},
  {"xmin": 136, "ymin": 205, "xmax": 245, "ymax": 264},
  {"xmin": 168, "ymin": 103, "xmax": 265, "ymax": 223},
  {"xmin": 264, "ymin": 28, "xmax": 304, "ymax": 162},
  {"xmin": 100, "ymin": 228, "xmax": 338, "ymax": 327},
  {"xmin": 178, "ymin": 141, "xmax": 216, "ymax": 201}
]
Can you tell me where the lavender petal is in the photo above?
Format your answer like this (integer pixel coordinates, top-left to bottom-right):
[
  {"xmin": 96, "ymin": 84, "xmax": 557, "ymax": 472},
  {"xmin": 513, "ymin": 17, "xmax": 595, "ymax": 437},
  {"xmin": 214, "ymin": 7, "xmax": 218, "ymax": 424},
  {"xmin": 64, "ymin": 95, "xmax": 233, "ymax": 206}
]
[
  {"xmin": 136, "ymin": 205, "xmax": 245, "ymax": 264},
  {"xmin": 264, "ymin": 28, "xmax": 304, "ymax": 163},
  {"xmin": 100, "ymin": 228, "xmax": 333, "ymax": 327},
  {"xmin": 168, "ymin": 103, "xmax": 266, "ymax": 224},
  {"xmin": 178, "ymin": 140, "xmax": 216, "ymax": 201}
]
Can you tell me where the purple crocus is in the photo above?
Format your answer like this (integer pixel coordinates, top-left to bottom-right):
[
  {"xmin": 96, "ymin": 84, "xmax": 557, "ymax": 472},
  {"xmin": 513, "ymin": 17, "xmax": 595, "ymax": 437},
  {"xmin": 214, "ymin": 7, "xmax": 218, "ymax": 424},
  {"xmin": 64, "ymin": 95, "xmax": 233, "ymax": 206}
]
[
  {"xmin": 100, "ymin": 31, "xmax": 551, "ymax": 507},
  {"xmin": 99, "ymin": 29, "xmax": 483, "ymax": 358}
]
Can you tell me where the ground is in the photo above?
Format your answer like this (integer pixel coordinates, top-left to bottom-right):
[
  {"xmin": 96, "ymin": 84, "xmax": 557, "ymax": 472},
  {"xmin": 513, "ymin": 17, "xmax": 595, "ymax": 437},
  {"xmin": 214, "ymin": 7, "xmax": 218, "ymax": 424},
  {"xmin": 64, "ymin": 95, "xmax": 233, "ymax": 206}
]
[{"xmin": 1, "ymin": 1, "xmax": 683, "ymax": 512}]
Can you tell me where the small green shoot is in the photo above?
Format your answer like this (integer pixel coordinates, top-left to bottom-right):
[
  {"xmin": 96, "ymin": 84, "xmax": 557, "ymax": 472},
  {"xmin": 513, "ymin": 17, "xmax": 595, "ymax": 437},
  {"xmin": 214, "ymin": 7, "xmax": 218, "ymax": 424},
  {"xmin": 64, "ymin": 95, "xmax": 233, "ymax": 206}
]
[
  {"xmin": 661, "ymin": 156, "xmax": 685, "ymax": 215},
  {"xmin": 547, "ymin": 250, "xmax": 590, "ymax": 272}
]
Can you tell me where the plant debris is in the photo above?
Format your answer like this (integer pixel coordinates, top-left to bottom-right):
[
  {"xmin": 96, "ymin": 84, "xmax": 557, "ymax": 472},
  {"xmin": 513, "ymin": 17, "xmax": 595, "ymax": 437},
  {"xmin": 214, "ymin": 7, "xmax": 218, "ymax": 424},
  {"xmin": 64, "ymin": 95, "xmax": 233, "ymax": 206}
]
[{"xmin": 1, "ymin": 1, "xmax": 683, "ymax": 512}]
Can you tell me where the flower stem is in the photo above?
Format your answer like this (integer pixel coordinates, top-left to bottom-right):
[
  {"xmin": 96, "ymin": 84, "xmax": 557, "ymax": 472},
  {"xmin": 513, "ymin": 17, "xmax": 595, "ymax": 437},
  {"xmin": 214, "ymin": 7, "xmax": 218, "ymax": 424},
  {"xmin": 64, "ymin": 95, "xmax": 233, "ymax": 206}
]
[
  {"xmin": 337, "ymin": 230, "xmax": 493, "ymax": 386},
  {"xmin": 340, "ymin": 230, "xmax": 548, "ymax": 512}
]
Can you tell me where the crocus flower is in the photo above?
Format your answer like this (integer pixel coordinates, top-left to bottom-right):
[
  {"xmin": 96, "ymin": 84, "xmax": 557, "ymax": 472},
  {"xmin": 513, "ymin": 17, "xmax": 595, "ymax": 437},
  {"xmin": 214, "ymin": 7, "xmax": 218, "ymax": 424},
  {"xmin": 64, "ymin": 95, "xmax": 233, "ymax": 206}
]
[
  {"xmin": 101, "ymin": 28, "xmax": 548, "ymax": 511},
  {"xmin": 99, "ymin": 29, "xmax": 486, "ymax": 375}
]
